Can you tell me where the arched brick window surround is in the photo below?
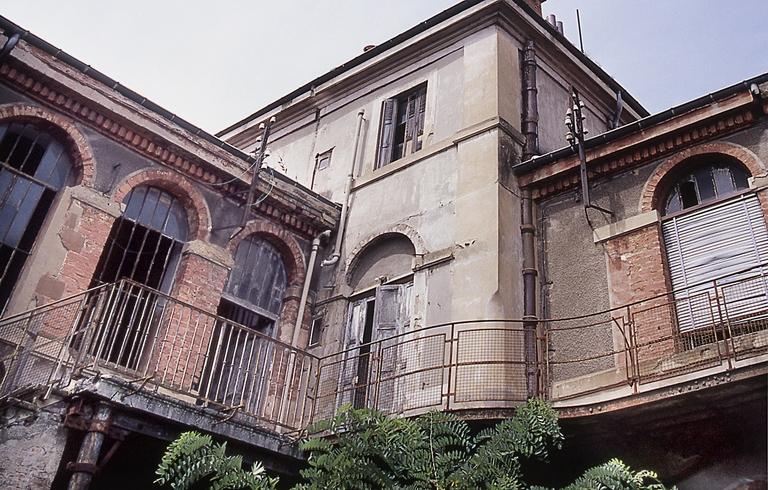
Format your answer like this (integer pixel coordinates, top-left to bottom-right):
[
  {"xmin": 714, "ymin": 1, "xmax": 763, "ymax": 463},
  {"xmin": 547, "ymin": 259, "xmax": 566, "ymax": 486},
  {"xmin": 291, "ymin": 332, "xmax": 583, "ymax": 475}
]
[
  {"xmin": 229, "ymin": 220, "xmax": 306, "ymax": 288},
  {"xmin": 344, "ymin": 224, "xmax": 423, "ymax": 286},
  {"xmin": 641, "ymin": 142, "xmax": 765, "ymax": 213},
  {"xmin": 113, "ymin": 169, "xmax": 211, "ymax": 241},
  {"xmin": 0, "ymin": 104, "xmax": 94, "ymax": 186}
]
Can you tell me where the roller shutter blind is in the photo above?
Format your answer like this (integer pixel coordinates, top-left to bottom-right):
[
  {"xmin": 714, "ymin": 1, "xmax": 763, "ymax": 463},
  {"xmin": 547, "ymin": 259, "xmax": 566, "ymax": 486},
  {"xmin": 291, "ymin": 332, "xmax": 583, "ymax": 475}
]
[{"xmin": 663, "ymin": 193, "xmax": 768, "ymax": 331}]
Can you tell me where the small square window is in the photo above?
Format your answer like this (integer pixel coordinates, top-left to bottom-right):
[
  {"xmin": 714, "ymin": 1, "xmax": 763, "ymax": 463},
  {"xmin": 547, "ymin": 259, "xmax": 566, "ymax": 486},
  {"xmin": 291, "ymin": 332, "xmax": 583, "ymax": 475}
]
[
  {"xmin": 316, "ymin": 150, "xmax": 332, "ymax": 171},
  {"xmin": 309, "ymin": 317, "xmax": 324, "ymax": 346}
]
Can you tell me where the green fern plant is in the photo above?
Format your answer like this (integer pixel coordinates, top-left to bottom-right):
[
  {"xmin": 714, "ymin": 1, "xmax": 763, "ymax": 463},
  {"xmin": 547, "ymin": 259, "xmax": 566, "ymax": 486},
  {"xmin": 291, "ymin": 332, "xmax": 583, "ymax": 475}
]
[{"xmin": 155, "ymin": 431, "xmax": 278, "ymax": 490}]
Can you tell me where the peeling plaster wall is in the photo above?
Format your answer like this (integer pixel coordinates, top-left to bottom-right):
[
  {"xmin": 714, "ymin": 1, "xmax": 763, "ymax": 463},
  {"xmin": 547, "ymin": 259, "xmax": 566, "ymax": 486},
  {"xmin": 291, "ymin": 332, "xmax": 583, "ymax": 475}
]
[{"xmin": 0, "ymin": 403, "xmax": 69, "ymax": 490}]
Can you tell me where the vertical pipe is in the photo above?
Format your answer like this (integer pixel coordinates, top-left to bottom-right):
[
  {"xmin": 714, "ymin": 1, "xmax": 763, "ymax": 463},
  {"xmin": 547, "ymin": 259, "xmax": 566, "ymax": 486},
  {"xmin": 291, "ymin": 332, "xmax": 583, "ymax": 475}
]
[
  {"xmin": 521, "ymin": 189, "xmax": 538, "ymax": 398},
  {"xmin": 521, "ymin": 40, "xmax": 539, "ymax": 161},
  {"xmin": 521, "ymin": 39, "xmax": 540, "ymax": 398},
  {"xmin": 68, "ymin": 403, "xmax": 112, "ymax": 490}
]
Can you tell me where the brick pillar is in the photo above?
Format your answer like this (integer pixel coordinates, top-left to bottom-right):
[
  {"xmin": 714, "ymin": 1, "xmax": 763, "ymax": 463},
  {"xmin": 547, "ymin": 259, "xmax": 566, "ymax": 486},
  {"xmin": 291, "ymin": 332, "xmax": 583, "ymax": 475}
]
[{"xmin": 605, "ymin": 223, "xmax": 676, "ymax": 362}]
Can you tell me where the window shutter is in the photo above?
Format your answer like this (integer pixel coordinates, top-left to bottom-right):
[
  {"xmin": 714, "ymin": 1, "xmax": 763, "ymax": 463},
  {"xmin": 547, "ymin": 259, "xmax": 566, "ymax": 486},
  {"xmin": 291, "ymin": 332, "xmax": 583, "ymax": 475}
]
[
  {"xmin": 337, "ymin": 299, "xmax": 368, "ymax": 407},
  {"xmin": 663, "ymin": 194, "xmax": 768, "ymax": 331},
  {"xmin": 377, "ymin": 98, "xmax": 396, "ymax": 168},
  {"xmin": 413, "ymin": 87, "xmax": 426, "ymax": 151},
  {"xmin": 373, "ymin": 285, "xmax": 401, "ymax": 342}
]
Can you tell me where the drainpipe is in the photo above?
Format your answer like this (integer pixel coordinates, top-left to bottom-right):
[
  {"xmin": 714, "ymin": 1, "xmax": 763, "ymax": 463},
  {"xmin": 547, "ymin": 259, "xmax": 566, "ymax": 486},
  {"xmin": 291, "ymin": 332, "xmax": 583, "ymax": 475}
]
[
  {"xmin": 67, "ymin": 402, "xmax": 112, "ymax": 490},
  {"xmin": 520, "ymin": 39, "xmax": 540, "ymax": 398},
  {"xmin": 521, "ymin": 40, "xmax": 539, "ymax": 161},
  {"xmin": 322, "ymin": 109, "xmax": 365, "ymax": 267},
  {"xmin": 293, "ymin": 229, "xmax": 331, "ymax": 347},
  {"xmin": 0, "ymin": 31, "xmax": 20, "ymax": 61},
  {"xmin": 521, "ymin": 189, "xmax": 538, "ymax": 398}
]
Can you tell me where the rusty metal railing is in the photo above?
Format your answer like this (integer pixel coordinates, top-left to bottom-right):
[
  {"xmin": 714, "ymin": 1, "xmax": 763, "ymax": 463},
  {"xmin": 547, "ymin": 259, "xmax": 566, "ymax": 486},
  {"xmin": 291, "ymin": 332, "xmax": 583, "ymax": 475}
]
[
  {"xmin": 544, "ymin": 265, "xmax": 768, "ymax": 401},
  {"xmin": 2, "ymin": 266, "xmax": 767, "ymax": 428},
  {"xmin": 0, "ymin": 279, "xmax": 319, "ymax": 432}
]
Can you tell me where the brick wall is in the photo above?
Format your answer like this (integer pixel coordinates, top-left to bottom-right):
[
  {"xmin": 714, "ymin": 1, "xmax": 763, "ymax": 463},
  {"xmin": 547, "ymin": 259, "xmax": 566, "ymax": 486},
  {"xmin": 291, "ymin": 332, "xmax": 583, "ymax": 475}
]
[{"xmin": 605, "ymin": 223, "xmax": 676, "ymax": 358}]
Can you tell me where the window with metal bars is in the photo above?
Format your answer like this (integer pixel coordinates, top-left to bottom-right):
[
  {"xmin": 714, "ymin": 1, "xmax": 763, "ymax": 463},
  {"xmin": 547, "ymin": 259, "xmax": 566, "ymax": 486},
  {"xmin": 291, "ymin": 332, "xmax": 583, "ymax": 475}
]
[
  {"xmin": 376, "ymin": 83, "xmax": 427, "ymax": 169},
  {"xmin": 0, "ymin": 122, "xmax": 73, "ymax": 315},
  {"xmin": 91, "ymin": 186, "xmax": 188, "ymax": 292},
  {"xmin": 200, "ymin": 235, "xmax": 287, "ymax": 406}
]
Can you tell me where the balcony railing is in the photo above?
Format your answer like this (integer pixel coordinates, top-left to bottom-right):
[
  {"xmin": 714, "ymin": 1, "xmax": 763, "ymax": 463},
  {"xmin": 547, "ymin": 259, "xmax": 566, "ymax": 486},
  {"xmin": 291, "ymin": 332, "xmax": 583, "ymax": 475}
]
[
  {"xmin": 0, "ymin": 279, "xmax": 318, "ymax": 432},
  {"xmin": 1, "ymin": 266, "xmax": 767, "ymax": 432}
]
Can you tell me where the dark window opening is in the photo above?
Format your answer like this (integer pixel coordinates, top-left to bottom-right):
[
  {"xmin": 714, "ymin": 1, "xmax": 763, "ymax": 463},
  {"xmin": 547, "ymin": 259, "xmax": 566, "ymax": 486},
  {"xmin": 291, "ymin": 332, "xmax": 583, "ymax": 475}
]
[
  {"xmin": 679, "ymin": 180, "xmax": 699, "ymax": 209},
  {"xmin": 0, "ymin": 122, "xmax": 72, "ymax": 315},
  {"xmin": 376, "ymin": 84, "xmax": 427, "ymax": 169},
  {"xmin": 91, "ymin": 186, "xmax": 187, "ymax": 291}
]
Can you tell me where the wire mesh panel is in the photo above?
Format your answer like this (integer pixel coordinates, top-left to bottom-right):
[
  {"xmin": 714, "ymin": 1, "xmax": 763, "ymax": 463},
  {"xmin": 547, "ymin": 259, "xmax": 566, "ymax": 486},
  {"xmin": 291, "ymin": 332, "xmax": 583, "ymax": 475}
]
[
  {"xmin": 375, "ymin": 332, "xmax": 445, "ymax": 415},
  {"xmin": 454, "ymin": 327, "xmax": 526, "ymax": 404},
  {"xmin": 0, "ymin": 293, "xmax": 86, "ymax": 397}
]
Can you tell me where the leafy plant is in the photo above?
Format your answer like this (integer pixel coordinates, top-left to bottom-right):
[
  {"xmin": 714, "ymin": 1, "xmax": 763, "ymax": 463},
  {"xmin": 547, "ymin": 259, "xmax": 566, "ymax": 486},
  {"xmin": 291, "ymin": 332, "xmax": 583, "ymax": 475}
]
[
  {"xmin": 156, "ymin": 400, "xmax": 674, "ymax": 490},
  {"xmin": 155, "ymin": 431, "xmax": 278, "ymax": 490}
]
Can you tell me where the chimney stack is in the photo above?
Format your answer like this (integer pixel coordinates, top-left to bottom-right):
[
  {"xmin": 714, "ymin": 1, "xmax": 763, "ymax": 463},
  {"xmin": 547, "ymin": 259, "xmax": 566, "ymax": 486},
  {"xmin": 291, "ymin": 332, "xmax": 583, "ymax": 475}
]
[
  {"xmin": 546, "ymin": 13, "xmax": 564, "ymax": 35},
  {"xmin": 522, "ymin": 0, "xmax": 545, "ymax": 16}
]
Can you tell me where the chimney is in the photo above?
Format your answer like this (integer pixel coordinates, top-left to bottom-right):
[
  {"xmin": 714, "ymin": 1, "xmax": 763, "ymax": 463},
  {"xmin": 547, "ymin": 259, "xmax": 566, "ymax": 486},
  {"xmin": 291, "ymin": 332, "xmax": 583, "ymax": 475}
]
[
  {"xmin": 522, "ymin": 0, "xmax": 544, "ymax": 16},
  {"xmin": 546, "ymin": 13, "xmax": 564, "ymax": 35}
]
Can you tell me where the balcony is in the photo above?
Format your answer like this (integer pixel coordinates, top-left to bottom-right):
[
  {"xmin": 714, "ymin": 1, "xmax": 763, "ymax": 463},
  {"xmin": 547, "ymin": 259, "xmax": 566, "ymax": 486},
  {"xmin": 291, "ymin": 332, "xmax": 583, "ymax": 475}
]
[{"xmin": 1, "ymin": 268, "xmax": 767, "ymax": 434}]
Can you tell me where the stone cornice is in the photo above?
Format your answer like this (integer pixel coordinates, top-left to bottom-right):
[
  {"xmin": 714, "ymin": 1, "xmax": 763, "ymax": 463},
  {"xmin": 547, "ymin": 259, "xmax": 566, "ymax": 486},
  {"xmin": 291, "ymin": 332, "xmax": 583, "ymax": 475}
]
[
  {"xmin": 0, "ymin": 56, "xmax": 339, "ymax": 238},
  {"xmin": 518, "ymin": 93, "xmax": 764, "ymax": 200}
]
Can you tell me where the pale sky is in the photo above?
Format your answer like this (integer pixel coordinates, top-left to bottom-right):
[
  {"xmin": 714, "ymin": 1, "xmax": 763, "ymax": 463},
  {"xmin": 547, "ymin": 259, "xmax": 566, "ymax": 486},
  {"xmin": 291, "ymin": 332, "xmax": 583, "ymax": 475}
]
[{"xmin": 1, "ymin": 1, "xmax": 766, "ymax": 134}]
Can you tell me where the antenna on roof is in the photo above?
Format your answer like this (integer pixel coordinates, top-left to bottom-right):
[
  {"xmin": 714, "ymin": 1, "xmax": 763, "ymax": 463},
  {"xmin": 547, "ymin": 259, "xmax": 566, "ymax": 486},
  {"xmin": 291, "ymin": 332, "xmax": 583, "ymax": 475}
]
[{"xmin": 576, "ymin": 9, "xmax": 584, "ymax": 53}]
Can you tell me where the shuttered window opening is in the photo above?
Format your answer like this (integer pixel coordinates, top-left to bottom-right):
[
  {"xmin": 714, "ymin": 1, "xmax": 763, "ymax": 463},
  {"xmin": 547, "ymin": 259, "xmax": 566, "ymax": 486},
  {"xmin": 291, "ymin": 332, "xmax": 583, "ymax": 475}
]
[
  {"xmin": 338, "ymin": 282, "xmax": 412, "ymax": 410},
  {"xmin": 376, "ymin": 84, "xmax": 426, "ymax": 169},
  {"xmin": 663, "ymin": 193, "xmax": 768, "ymax": 334},
  {"xmin": 0, "ymin": 123, "xmax": 73, "ymax": 315}
]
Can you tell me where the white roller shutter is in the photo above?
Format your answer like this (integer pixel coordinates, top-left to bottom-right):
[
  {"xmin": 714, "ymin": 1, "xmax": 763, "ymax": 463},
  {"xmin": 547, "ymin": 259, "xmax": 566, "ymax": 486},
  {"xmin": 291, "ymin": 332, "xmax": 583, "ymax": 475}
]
[{"xmin": 663, "ymin": 193, "xmax": 768, "ymax": 331}]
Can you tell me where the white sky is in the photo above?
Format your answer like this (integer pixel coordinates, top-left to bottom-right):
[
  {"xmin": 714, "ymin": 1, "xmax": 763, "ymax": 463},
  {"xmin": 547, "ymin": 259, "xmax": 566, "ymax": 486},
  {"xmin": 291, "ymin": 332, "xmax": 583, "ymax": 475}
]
[{"xmin": 2, "ymin": 0, "xmax": 767, "ymax": 134}]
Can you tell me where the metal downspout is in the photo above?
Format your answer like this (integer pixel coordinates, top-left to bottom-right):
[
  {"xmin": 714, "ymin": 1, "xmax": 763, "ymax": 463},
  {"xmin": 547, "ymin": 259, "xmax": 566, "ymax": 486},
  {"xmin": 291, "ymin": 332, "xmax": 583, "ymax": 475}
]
[
  {"xmin": 293, "ymin": 230, "xmax": 331, "ymax": 346},
  {"xmin": 322, "ymin": 109, "xmax": 365, "ymax": 267},
  {"xmin": 521, "ymin": 40, "xmax": 539, "ymax": 161},
  {"xmin": 521, "ymin": 39, "xmax": 539, "ymax": 397},
  {"xmin": 522, "ymin": 190, "xmax": 538, "ymax": 398}
]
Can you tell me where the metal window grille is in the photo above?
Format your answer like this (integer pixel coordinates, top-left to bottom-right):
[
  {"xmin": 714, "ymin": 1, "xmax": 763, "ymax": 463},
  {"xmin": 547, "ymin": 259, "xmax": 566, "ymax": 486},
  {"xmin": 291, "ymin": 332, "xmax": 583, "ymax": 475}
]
[{"xmin": 0, "ymin": 122, "xmax": 73, "ymax": 315}]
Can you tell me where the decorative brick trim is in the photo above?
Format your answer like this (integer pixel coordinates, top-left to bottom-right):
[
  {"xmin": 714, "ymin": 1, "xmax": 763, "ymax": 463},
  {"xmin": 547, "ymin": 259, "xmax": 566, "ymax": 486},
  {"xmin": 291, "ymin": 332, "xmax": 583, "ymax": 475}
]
[
  {"xmin": 0, "ymin": 61, "xmax": 327, "ymax": 239},
  {"xmin": 640, "ymin": 141, "xmax": 766, "ymax": 213},
  {"xmin": 530, "ymin": 109, "xmax": 756, "ymax": 200},
  {"xmin": 344, "ymin": 225, "xmax": 424, "ymax": 286},
  {"xmin": 0, "ymin": 104, "xmax": 94, "ymax": 185},
  {"xmin": 230, "ymin": 220, "xmax": 306, "ymax": 287},
  {"xmin": 112, "ymin": 169, "xmax": 211, "ymax": 241}
]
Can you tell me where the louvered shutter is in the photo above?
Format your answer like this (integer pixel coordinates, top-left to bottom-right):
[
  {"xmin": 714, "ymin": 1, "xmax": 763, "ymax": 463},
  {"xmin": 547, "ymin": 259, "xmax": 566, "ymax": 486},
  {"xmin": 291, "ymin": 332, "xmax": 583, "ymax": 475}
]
[
  {"xmin": 377, "ymin": 98, "xmax": 396, "ymax": 169},
  {"xmin": 413, "ymin": 87, "xmax": 426, "ymax": 152},
  {"xmin": 372, "ymin": 283, "xmax": 412, "ymax": 413},
  {"xmin": 337, "ymin": 299, "xmax": 368, "ymax": 407},
  {"xmin": 663, "ymin": 194, "xmax": 768, "ymax": 331}
]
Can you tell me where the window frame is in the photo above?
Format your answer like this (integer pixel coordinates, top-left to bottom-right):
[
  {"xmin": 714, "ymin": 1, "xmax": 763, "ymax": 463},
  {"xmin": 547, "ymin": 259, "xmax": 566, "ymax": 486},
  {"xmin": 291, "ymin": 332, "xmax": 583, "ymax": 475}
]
[{"xmin": 376, "ymin": 83, "xmax": 427, "ymax": 169}]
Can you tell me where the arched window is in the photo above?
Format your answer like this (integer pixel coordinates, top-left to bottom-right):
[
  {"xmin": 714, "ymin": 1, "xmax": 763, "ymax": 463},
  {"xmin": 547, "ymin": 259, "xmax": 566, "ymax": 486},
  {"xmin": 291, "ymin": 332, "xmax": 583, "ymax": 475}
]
[
  {"xmin": 92, "ymin": 186, "xmax": 188, "ymax": 292},
  {"xmin": 219, "ymin": 234, "xmax": 287, "ymax": 333},
  {"xmin": 0, "ymin": 122, "xmax": 73, "ymax": 314},
  {"xmin": 660, "ymin": 159, "xmax": 768, "ymax": 344}
]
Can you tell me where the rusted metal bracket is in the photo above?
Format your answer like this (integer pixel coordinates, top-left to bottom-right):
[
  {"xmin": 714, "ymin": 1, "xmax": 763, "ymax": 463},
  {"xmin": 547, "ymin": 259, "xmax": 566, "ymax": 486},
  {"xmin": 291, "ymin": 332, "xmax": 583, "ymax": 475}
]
[
  {"xmin": 213, "ymin": 404, "xmax": 243, "ymax": 426},
  {"xmin": 121, "ymin": 374, "xmax": 155, "ymax": 400},
  {"xmin": 66, "ymin": 462, "xmax": 99, "ymax": 475}
]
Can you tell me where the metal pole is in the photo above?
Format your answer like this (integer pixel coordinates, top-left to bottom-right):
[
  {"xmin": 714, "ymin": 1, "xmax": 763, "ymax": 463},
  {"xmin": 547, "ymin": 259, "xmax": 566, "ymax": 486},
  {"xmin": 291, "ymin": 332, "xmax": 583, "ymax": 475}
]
[
  {"xmin": 68, "ymin": 403, "xmax": 112, "ymax": 490},
  {"xmin": 238, "ymin": 118, "xmax": 275, "ymax": 230}
]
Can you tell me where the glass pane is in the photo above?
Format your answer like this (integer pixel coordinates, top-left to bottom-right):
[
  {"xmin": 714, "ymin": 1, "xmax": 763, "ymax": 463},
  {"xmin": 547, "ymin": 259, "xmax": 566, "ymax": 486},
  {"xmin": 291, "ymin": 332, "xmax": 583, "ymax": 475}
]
[
  {"xmin": 5, "ymin": 184, "xmax": 43, "ymax": 248},
  {"xmin": 225, "ymin": 235, "xmax": 286, "ymax": 315},
  {"xmin": 693, "ymin": 167, "xmax": 716, "ymax": 203},
  {"xmin": 0, "ymin": 177, "xmax": 32, "ymax": 244},
  {"xmin": 122, "ymin": 186, "xmax": 187, "ymax": 241},
  {"xmin": 665, "ymin": 189, "xmax": 681, "ymax": 215},
  {"xmin": 712, "ymin": 166, "xmax": 735, "ymax": 197}
]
